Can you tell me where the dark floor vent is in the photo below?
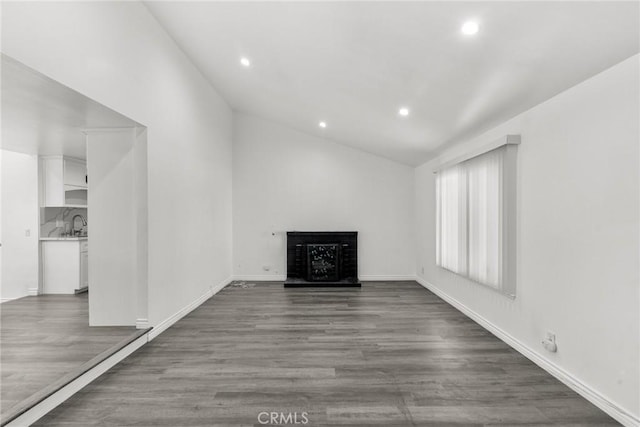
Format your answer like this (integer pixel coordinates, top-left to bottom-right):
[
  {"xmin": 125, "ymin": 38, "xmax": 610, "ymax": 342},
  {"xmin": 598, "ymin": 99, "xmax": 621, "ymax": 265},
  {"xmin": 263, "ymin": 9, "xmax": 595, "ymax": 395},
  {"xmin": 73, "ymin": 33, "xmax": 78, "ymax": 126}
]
[{"xmin": 285, "ymin": 231, "xmax": 360, "ymax": 287}]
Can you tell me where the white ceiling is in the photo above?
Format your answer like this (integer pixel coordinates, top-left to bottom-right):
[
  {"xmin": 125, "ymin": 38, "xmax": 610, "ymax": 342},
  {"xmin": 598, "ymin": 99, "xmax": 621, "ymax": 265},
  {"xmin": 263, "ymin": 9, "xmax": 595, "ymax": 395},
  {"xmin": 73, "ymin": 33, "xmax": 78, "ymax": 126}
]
[
  {"xmin": 1, "ymin": 55, "xmax": 140, "ymax": 160},
  {"xmin": 146, "ymin": 1, "xmax": 639, "ymax": 165}
]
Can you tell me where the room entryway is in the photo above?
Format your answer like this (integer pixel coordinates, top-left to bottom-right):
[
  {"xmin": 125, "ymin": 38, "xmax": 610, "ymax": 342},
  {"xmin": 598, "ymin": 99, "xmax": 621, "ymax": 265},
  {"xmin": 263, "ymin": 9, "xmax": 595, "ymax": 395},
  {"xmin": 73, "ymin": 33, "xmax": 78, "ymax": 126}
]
[{"xmin": 0, "ymin": 55, "xmax": 150, "ymax": 425}]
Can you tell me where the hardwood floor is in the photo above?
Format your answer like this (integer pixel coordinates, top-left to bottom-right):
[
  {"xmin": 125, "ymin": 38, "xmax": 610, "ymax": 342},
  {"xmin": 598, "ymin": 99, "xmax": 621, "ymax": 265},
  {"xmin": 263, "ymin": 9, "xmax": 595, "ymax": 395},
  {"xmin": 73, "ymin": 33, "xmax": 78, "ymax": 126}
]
[
  {"xmin": 36, "ymin": 282, "xmax": 618, "ymax": 426},
  {"xmin": 0, "ymin": 294, "xmax": 136, "ymax": 419}
]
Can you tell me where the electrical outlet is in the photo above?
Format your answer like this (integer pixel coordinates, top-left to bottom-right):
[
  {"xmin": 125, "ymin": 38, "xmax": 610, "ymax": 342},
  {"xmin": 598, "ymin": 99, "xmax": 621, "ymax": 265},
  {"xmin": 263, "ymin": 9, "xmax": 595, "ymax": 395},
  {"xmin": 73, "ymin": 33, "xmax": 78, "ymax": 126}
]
[
  {"xmin": 542, "ymin": 331, "xmax": 557, "ymax": 353},
  {"xmin": 25, "ymin": 229, "xmax": 31, "ymax": 237},
  {"xmin": 546, "ymin": 332, "xmax": 556, "ymax": 344}
]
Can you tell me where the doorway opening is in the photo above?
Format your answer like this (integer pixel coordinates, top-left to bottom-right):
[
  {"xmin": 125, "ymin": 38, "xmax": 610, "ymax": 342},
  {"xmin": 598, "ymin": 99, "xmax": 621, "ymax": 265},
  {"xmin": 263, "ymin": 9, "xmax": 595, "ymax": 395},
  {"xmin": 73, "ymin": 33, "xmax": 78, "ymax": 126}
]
[{"xmin": 0, "ymin": 54, "xmax": 149, "ymax": 423}]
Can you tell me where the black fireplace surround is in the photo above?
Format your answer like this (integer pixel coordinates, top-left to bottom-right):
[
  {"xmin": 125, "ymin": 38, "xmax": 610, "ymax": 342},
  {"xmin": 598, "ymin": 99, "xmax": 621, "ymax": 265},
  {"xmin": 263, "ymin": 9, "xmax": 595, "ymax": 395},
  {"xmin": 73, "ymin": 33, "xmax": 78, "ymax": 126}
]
[{"xmin": 284, "ymin": 231, "xmax": 360, "ymax": 287}]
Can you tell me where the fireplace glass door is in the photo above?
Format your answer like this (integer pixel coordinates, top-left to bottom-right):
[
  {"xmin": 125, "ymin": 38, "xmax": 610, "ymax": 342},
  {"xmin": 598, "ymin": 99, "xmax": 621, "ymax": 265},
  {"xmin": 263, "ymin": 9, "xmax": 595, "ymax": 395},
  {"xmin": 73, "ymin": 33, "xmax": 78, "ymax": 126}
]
[{"xmin": 307, "ymin": 244, "xmax": 339, "ymax": 281}]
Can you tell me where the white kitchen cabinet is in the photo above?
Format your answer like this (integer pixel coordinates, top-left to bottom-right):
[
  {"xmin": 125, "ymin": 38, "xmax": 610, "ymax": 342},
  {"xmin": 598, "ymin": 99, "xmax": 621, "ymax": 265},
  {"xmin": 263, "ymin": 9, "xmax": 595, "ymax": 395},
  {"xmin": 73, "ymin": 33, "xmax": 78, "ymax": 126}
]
[
  {"xmin": 40, "ymin": 156, "xmax": 88, "ymax": 207},
  {"xmin": 80, "ymin": 241, "xmax": 89, "ymax": 289},
  {"xmin": 64, "ymin": 159, "xmax": 88, "ymax": 188},
  {"xmin": 41, "ymin": 157, "xmax": 65, "ymax": 207},
  {"xmin": 41, "ymin": 240, "xmax": 87, "ymax": 294}
]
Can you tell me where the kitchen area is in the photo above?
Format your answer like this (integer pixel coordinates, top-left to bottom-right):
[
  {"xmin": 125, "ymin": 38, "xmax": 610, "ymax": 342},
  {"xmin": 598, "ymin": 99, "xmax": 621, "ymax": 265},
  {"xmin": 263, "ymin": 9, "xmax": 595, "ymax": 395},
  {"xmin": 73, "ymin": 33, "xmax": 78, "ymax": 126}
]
[{"xmin": 39, "ymin": 155, "xmax": 89, "ymax": 295}]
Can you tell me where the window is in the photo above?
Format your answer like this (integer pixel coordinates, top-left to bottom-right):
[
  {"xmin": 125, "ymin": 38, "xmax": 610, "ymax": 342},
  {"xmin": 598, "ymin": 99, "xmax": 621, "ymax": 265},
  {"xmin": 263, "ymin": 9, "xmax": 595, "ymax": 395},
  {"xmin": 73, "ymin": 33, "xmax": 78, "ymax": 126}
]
[{"xmin": 436, "ymin": 138, "xmax": 518, "ymax": 297}]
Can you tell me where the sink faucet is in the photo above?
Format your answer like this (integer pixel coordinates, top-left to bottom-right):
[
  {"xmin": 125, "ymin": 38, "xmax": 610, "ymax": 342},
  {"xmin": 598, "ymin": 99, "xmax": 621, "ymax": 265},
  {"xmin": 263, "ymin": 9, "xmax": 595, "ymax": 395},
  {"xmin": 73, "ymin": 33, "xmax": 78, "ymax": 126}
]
[
  {"xmin": 73, "ymin": 214, "xmax": 87, "ymax": 226},
  {"xmin": 72, "ymin": 214, "xmax": 87, "ymax": 235}
]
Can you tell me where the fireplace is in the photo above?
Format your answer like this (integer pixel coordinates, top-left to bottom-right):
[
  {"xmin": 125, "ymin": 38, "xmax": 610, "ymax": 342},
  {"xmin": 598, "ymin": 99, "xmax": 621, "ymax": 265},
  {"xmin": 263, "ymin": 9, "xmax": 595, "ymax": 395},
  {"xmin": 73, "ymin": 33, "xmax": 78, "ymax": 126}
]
[{"xmin": 285, "ymin": 231, "xmax": 360, "ymax": 287}]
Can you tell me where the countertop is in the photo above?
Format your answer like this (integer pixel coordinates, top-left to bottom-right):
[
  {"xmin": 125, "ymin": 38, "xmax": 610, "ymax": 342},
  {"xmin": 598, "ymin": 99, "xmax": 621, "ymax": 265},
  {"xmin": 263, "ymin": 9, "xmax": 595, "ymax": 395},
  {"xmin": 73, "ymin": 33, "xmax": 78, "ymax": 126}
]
[{"xmin": 40, "ymin": 237, "xmax": 88, "ymax": 241}]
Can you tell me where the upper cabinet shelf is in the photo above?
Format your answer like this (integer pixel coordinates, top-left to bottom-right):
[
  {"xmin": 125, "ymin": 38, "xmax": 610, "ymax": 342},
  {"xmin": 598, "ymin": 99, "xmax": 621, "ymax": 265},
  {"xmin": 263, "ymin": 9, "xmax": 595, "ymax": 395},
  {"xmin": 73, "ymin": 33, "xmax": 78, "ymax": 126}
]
[{"xmin": 40, "ymin": 156, "xmax": 88, "ymax": 207}]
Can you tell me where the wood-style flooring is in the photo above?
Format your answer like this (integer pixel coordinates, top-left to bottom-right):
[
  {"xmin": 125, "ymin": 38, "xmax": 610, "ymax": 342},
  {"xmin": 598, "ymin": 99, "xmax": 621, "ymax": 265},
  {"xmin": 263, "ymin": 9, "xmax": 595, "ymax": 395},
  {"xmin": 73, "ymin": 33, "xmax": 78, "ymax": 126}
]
[
  {"xmin": 0, "ymin": 294, "xmax": 136, "ymax": 417},
  {"xmin": 36, "ymin": 282, "xmax": 618, "ymax": 426}
]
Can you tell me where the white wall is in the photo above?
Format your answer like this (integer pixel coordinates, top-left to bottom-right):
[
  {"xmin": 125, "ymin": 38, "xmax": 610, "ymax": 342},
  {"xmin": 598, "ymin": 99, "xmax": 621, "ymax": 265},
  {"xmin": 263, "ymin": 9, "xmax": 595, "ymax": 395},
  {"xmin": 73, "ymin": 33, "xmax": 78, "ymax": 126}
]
[
  {"xmin": 87, "ymin": 130, "xmax": 137, "ymax": 326},
  {"xmin": 0, "ymin": 150, "xmax": 39, "ymax": 301},
  {"xmin": 2, "ymin": 2, "xmax": 233, "ymax": 325},
  {"xmin": 415, "ymin": 55, "xmax": 639, "ymax": 422},
  {"xmin": 233, "ymin": 113, "xmax": 415, "ymax": 280},
  {"xmin": 1, "ymin": 150, "xmax": 2, "ymax": 300}
]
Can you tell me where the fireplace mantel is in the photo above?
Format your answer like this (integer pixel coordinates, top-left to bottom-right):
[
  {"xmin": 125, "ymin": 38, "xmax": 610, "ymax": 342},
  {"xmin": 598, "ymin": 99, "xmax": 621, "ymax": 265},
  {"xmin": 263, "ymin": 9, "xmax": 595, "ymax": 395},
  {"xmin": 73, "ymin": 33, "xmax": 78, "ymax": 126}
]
[{"xmin": 284, "ymin": 231, "xmax": 360, "ymax": 287}]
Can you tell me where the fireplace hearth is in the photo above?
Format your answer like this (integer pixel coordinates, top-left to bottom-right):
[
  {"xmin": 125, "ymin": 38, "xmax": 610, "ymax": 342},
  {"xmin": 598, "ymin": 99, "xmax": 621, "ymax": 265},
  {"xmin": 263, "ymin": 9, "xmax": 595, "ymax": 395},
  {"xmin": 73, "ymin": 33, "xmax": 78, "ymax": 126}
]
[{"xmin": 285, "ymin": 231, "xmax": 360, "ymax": 287}]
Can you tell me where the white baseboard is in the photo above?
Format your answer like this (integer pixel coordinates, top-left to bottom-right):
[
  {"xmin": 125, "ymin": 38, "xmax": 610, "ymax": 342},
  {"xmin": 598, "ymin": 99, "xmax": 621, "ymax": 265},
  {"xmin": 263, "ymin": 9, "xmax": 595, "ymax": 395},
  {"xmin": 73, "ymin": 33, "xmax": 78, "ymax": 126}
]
[
  {"xmin": 359, "ymin": 275, "xmax": 416, "ymax": 281},
  {"xmin": 5, "ymin": 333, "xmax": 148, "ymax": 427},
  {"xmin": 415, "ymin": 277, "xmax": 639, "ymax": 427},
  {"xmin": 27, "ymin": 288, "xmax": 38, "ymax": 296},
  {"xmin": 147, "ymin": 276, "xmax": 232, "ymax": 341},
  {"xmin": 232, "ymin": 275, "xmax": 286, "ymax": 282},
  {"xmin": 2, "ymin": 292, "xmax": 33, "ymax": 303}
]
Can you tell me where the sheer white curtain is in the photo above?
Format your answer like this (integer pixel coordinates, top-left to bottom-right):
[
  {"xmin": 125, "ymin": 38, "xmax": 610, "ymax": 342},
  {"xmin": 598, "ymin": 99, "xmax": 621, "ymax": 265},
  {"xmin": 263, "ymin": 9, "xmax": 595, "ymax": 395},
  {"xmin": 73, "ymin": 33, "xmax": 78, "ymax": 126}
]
[
  {"xmin": 436, "ymin": 164, "xmax": 467, "ymax": 275},
  {"xmin": 436, "ymin": 147, "xmax": 505, "ymax": 291},
  {"xmin": 466, "ymin": 148, "xmax": 503, "ymax": 289}
]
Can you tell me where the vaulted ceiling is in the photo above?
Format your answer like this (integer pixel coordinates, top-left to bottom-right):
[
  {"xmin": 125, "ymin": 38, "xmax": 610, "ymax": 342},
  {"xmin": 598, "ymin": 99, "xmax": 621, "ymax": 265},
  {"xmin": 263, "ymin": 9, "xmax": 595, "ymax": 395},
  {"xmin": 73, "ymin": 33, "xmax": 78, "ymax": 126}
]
[{"xmin": 146, "ymin": 2, "xmax": 638, "ymax": 165}]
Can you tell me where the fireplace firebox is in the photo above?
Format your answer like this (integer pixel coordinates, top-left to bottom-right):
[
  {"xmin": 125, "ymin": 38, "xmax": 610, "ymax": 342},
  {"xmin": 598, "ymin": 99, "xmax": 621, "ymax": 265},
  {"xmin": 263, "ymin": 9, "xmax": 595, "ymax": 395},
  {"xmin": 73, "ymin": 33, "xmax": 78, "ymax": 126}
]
[{"xmin": 285, "ymin": 231, "xmax": 360, "ymax": 287}]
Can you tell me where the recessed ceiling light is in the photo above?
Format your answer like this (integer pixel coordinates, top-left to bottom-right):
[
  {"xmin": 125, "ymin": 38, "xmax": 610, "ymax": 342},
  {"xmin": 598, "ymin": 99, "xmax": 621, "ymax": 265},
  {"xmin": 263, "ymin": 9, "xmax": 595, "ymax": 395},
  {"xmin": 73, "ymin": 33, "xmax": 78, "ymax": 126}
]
[
  {"xmin": 461, "ymin": 21, "xmax": 479, "ymax": 35},
  {"xmin": 319, "ymin": 121, "xmax": 327, "ymax": 128},
  {"xmin": 240, "ymin": 57, "xmax": 251, "ymax": 67},
  {"xmin": 398, "ymin": 107, "xmax": 410, "ymax": 117}
]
